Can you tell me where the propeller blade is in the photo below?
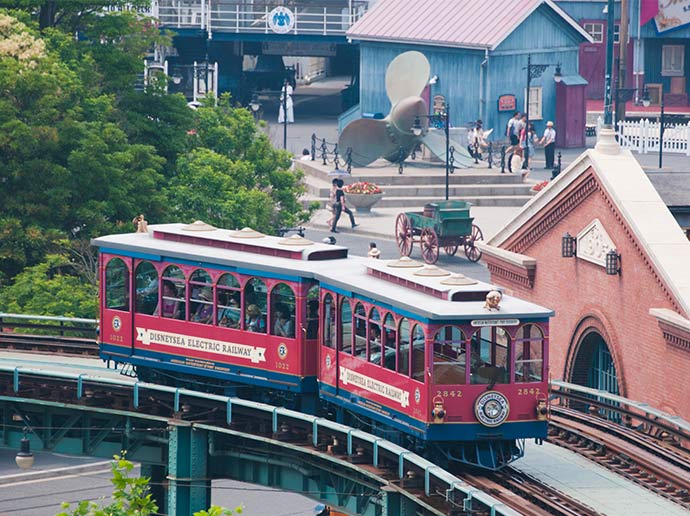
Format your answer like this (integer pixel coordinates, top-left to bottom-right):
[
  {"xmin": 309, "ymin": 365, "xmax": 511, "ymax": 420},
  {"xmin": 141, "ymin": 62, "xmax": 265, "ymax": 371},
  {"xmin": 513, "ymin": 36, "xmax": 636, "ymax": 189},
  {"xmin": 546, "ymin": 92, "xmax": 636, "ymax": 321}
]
[
  {"xmin": 385, "ymin": 51, "xmax": 430, "ymax": 106},
  {"xmin": 421, "ymin": 129, "xmax": 476, "ymax": 169},
  {"xmin": 338, "ymin": 118, "xmax": 396, "ymax": 167}
]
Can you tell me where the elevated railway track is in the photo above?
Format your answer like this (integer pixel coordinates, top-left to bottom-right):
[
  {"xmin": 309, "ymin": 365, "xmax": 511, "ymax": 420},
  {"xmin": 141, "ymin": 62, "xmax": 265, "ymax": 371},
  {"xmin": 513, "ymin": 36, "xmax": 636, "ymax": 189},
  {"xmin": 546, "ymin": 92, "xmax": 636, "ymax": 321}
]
[{"xmin": 1, "ymin": 314, "xmax": 689, "ymax": 514}]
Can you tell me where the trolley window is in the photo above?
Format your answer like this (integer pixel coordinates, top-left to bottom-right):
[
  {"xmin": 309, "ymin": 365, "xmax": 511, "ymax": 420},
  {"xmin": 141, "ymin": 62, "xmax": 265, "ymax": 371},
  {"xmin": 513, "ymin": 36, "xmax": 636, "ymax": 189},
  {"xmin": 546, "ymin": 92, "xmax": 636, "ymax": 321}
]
[
  {"xmin": 340, "ymin": 299, "xmax": 352, "ymax": 354},
  {"xmin": 470, "ymin": 327, "xmax": 510, "ymax": 386},
  {"xmin": 368, "ymin": 307, "xmax": 382, "ymax": 365},
  {"xmin": 105, "ymin": 258, "xmax": 129, "ymax": 311},
  {"xmin": 244, "ymin": 278, "xmax": 267, "ymax": 333},
  {"xmin": 217, "ymin": 274, "xmax": 241, "ymax": 328},
  {"xmin": 271, "ymin": 283, "xmax": 295, "ymax": 338},
  {"xmin": 323, "ymin": 293, "xmax": 335, "ymax": 349},
  {"xmin": 134, "ymin": 261, "xmax": 158, "ymax": 315},
  {"xmin": 433, "ymin": 326, "xmax": 466, "ymax": 385},
  {"xmin": 411, "ymin": 324, "xmax": 425, "ymax": 382},
  {"xmin": 354, "ymin": 302, "xmax": 366, "ymax": 358},
  {"xmin": 382, "ymin": 313, "xmax": 396, "ymax": 371},
  {"xmin": 398, "ymin": 318, "xmax": 410, "ymax": 376},
  {"xmin": 157, "ymin": 266, "xmax": 185, "ymax": 320},
  {"xmin": 514, "ymin": 324, "xmax": 544, "ymax": 383},
  {"xmin": 190, "ymin": 269, "xmax": 213, "ymax": 325}
]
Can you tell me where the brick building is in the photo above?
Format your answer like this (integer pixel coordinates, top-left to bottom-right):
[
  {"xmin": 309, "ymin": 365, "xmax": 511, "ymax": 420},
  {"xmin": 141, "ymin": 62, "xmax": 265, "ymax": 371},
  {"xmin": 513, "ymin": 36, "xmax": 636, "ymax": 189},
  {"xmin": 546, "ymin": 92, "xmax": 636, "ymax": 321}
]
[{"xmin": 479, "ymin": 128, "xmax": 690, "ymax": 418}]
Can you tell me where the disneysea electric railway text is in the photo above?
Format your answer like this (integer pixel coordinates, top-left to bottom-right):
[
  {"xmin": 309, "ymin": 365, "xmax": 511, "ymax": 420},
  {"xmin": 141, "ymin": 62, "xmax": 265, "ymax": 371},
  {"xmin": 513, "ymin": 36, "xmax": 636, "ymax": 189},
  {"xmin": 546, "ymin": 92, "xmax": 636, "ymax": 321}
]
[{"xmin": 94, "ymin": 222, "xmax": 553, "ymax": 470}]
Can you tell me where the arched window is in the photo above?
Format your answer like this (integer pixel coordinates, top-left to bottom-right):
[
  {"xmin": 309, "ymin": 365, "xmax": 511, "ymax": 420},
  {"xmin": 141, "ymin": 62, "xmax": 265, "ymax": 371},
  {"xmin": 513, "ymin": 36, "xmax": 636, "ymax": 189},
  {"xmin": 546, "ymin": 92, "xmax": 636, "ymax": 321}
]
[
  {"xmin": 368, "ymin": 308, "xmax": 382, "ymax": 365},
  {"xmin": 397, "ymin": 318, "xmax": 410, "ymax": 376},
  {"xmin": 411, "ymin": 324, "xmax": 426, "ymax": 382},
  {"xmin": 134, "ymin": 261, "xmax": 158, "ymax": 315},
  {"xmin": 189, "ymin": 269, "xmax": 213, "ymax": 324},
  {"xmin": 105, "ymin": 258, "xmax": 129, "ymax": 311},
  {"xmin": 244, "ymin": 278, "xmax": 267, "ymax": 333},
  {"xmin": 470, "ymin": 327, "xmax": 510, "ymax": 385},
  {"xmin": 217, "ymin": 274, "xmax": 241, "ymax": 328},
  {"xmin": 382, "ymin": 313, "xmax": 396, "ymax": 371},
  {"xmin": 306, "ymin": 285, "xmax": 320, "ymax": 340},
  {"xmin": 157, "ymin": 265, "xmax": 185, "ymax": 320},
  {"xmin": 340, "ymin": 299, "xmax": 352, "ymax": 354},
  {"xmin": 323, "ymin": 293, "xmax": 335, "ymax": 348},
  {"xmin": 354, "ymin": 302, "xmax": 366, "ymax": 358},
  {"xmin": 433, "ymin": 326, "xmax": 466, "ymax": 385},
  {"xmin": 271, "ymin": 283, "xmax": 295, "ymax": 338},
  {"xmin": 515, "ymin": 324, "xmax": 544, "ymax": 383}
]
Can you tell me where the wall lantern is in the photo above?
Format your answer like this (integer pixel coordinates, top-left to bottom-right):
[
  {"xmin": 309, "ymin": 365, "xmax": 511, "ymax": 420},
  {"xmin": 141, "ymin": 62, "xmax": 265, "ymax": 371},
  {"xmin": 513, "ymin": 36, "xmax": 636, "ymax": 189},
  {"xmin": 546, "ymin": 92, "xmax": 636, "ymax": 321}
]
[
  {"xmin": 15, "ymin": 429, "xmax": 34, "ymax": 470},
  {"xmin": 606, "ymin": 249, "xmax": 621, "ymax": 275},
  {"xmin": 561, "ymin": 232, "xmax": 576, "ymax": 258},
  {"xmin": 553, "ymin": 63, "xmax": 562, "ymax": 83}
]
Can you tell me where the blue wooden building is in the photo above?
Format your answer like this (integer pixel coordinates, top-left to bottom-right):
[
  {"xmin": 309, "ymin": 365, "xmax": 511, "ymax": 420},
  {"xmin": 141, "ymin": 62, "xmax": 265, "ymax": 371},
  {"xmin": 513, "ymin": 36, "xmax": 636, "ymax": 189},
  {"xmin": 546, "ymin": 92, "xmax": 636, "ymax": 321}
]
[
  {"xmin": 346, "ymin": 0, "xmax": 592, "ymax": 147},
  {"xmin": 558, "ymin": 0, "xmax": 690, "ymax": 106}
]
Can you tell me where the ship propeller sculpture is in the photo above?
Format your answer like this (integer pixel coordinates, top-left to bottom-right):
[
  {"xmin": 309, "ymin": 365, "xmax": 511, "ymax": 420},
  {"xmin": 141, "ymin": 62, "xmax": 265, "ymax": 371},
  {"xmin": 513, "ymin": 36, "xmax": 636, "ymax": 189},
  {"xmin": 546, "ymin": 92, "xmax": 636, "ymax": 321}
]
[{"xmin": 339, "ymin": 51, "xmax": 477, "ymax": 168}]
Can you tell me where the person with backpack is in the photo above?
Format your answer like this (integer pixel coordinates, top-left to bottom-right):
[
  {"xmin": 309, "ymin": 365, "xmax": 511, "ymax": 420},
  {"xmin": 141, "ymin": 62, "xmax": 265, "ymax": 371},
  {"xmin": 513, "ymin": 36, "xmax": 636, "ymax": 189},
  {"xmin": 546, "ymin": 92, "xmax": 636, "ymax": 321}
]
[{"xmin": 505, "ymin": 111, "xmax": 521, "ymax": 153}]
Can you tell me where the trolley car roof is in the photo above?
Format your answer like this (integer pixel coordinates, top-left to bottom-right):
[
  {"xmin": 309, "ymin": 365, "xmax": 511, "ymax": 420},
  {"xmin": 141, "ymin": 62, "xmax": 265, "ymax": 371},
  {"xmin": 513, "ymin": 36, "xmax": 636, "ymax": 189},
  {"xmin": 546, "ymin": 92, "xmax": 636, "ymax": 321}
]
[{"xmin": 93, "ymin": 224, "xmax": 553, "ymax": 321}]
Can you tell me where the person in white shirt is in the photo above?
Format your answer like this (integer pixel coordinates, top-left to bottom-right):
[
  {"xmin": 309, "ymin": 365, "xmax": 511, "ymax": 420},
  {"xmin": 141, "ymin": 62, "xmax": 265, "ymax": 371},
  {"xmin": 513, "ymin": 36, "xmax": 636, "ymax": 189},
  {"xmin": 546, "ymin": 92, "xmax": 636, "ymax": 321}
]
[
  {"xmin": 278, "ymin": 80, "xmax": 294, "ymax": 124},
  {"xmin": 540, "ymin": 121, "xmax": 556, "ymax": 169}
]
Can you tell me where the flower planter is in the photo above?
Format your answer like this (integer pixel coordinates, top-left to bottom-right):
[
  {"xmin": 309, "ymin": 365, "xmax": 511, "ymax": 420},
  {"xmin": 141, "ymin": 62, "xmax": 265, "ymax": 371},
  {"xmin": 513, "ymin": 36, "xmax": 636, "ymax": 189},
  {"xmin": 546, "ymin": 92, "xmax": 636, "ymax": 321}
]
[{"xmin": 346, "ymin": 192, "xmax": 384, "ymax": 214}]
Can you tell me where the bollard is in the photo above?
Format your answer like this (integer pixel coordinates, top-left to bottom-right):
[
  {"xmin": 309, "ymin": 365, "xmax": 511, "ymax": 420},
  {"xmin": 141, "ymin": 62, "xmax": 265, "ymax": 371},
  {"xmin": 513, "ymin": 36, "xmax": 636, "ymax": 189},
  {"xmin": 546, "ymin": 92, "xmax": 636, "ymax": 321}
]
[
  {"xmin": 500, "ymin": 145, "xmax": 506, "ymax": 173},
  {"xmin": 448, "ymin": 146, "xmax": 455, "ymax": 174},
  {"xmin": 311, "ymin": 133, "xmax": 316, "ymax": 161}
]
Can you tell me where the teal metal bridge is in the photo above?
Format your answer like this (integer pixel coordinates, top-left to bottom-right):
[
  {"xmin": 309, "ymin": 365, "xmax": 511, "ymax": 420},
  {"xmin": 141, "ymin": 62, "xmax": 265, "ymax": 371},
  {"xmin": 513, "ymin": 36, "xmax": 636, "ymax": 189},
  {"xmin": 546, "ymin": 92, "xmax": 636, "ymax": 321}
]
[{"xmin": 0, "ymin": 366, "xmax": 518, "ymax": 516}]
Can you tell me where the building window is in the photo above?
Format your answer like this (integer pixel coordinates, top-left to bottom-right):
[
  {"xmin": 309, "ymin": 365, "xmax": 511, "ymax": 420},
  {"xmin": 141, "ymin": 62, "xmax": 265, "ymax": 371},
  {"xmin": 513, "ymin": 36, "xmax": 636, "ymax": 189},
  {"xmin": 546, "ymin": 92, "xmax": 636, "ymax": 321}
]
[
  {"xmin": 662, "ymin": 45, "xmax": 685, "ymax": 77},
  {"xmin": 614, "ymin": 23, "xmax": 620, "ymax": 44},
  {"xmin": 583, "ymin": 22, "xmax": 603, "ymax": 43},
  {"xmin": 524, "ymin": 86, "xmax": 543, "ymax": 120}
]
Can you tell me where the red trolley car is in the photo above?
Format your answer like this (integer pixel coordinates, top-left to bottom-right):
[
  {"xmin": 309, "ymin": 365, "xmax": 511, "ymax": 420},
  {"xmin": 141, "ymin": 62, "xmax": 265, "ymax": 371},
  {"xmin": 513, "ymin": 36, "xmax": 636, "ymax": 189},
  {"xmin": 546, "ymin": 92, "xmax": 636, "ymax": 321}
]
[{"xmin": 94, "ymin": 222, "xmax": 553, "ymax": 469}]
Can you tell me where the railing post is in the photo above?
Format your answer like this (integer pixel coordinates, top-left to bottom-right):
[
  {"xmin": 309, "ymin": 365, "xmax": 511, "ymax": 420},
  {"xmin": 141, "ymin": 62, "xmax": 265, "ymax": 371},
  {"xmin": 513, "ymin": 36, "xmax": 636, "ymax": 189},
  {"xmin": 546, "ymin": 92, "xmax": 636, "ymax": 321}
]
[
  {"xmin": 346, "ymin": 147, "xmax": 353, "ymax": 174},
  {"xmin": 487, "ymin": 142, "xmax": 493, "ymax": 169},
  {"xmin": 320, "ymin": 138, "xmax": 328, "ymax": 165},
  {"xmin": 311, "ymin": 133, "xmax": 316, "ymax": 160},
  {"xmin": 500, "ymin": 145, "xmax": 506, "ymax": 173},
  {"xmin": 333, "ymin": 143, "xmax": 340, "ymax": 170}
]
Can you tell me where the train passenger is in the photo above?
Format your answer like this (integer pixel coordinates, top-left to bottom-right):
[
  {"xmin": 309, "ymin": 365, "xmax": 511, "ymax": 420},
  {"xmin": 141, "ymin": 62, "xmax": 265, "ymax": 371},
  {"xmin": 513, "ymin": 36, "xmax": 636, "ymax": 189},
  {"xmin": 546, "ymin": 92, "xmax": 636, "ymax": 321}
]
[
  {"xmin": 306, "ymin": 300, "xmax": 319, "ymax": 339},
  {"xmin": 273, "ymin": 304, "xmax": 294, "ymax": 338},
  {"xmin": 218, "ymin": 297, "xmax": 241, "ymax": 328},
  {"xmin": 154, "ymin": 281, "xmax": 181, "ymax": 319},
  {"xmin": 191, "ymin": 288, "xmax": 213, "ymax": 324},
  {"xmin": 245, "ymin": 304, "xmax": 266, "ymax": 333}
]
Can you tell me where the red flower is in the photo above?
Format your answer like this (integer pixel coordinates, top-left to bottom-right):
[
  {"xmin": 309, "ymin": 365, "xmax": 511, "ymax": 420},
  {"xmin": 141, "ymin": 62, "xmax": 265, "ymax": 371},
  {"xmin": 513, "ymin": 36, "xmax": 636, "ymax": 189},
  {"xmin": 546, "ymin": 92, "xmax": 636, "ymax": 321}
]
[{"xmin": 343, "ymin": 182, "xmax": 382, "ymax": 195}]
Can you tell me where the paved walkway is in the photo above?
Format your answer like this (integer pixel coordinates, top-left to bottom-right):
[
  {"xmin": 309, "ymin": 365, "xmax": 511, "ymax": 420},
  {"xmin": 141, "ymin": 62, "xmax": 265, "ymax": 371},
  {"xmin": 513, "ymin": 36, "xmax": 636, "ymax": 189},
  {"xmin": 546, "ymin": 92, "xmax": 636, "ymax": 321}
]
[{"xmin": 514, "ymin": 440, "xmax": 689, "ymax": 516}]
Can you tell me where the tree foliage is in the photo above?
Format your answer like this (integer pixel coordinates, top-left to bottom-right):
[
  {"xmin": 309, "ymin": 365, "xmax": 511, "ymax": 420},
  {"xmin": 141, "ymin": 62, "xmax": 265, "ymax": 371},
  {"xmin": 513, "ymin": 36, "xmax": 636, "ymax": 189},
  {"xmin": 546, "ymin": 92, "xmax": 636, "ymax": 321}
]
[
  {"xmin": 0, "ymin": 6, "xmax": 310, "ymax": 317},
  {"xmin": 56, "ymin": 454, "xmax": 243, "ymax": 516}
]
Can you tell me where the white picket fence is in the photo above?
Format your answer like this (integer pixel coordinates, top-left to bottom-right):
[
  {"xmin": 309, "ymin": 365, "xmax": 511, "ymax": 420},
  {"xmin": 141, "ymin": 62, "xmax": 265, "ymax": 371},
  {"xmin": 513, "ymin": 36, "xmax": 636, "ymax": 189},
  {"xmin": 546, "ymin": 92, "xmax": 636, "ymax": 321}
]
[{"xmin": 596, "ymin": 116, "xmax": 690, "ymax": 155}]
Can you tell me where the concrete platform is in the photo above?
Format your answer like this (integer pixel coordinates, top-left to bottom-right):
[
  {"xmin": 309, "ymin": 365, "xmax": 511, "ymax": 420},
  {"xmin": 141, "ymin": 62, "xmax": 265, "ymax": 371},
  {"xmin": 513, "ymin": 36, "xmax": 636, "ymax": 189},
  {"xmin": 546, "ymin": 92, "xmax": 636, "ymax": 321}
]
[{"xmin": 513, "ymin": 440, "xmax": 688, "ymax": 516}]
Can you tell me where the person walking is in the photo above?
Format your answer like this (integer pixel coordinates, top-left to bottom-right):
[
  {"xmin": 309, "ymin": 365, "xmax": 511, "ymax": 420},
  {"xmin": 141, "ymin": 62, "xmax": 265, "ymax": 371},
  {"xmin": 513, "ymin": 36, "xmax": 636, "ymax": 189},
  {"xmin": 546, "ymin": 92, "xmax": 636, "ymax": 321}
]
[
  {"xmin": 540, "ymin": 121, "xmax": 556, "ymax": 169},
  {"xmin": 278, "ymin": 79, "xmax": 294, "ymax": 124},
  {"xmin": 505, "ymin": 111, "xmax": 521, "ymax": 154},
  {"xmin": 330, "ymin": 179, "xmax": 358, "ymax": 233}
]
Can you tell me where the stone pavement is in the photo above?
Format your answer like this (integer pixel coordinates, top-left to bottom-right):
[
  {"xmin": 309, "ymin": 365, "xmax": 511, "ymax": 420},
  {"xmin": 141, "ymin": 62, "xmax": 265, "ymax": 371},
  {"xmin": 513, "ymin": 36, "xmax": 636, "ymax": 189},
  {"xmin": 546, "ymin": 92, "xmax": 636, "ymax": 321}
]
[{"xmin": 307, "ymin": 204, "xmax": 522, "ymax": 243}]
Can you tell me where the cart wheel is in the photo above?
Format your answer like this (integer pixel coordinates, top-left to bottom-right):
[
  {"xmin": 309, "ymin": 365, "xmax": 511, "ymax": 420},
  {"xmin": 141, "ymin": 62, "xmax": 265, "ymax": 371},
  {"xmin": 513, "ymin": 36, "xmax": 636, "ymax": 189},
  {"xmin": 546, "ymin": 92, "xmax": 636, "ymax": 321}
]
[
  {"xmin": 420, "ymin": 228, "xmax": 439, "ymax": 264},
  {"xmin": 464, "ymin": 224, "xmax": 484, "ymax": 262},
  {"xmin": 444, "ymin": 243, "xmax": 459, "ymax": 256},
  {"xmin": 395, "ymin": 213, "xmax": 413, "ymax": 257}
]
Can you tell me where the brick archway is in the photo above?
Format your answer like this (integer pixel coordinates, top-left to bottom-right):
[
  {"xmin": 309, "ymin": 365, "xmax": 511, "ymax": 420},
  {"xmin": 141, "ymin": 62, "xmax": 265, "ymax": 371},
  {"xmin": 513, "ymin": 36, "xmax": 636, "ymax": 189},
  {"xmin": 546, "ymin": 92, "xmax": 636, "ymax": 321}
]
[{"xmin": 565, "ymin": 314, "xmax": 625, "ymax": 397}]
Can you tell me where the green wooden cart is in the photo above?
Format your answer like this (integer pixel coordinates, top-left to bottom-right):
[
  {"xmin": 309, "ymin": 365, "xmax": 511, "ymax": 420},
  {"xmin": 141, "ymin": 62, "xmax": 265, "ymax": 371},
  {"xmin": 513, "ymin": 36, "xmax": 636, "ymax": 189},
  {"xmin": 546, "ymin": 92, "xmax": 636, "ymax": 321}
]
[{"xmin": 395, "ymin": 201, "xmax": 483, "ymax": 264}]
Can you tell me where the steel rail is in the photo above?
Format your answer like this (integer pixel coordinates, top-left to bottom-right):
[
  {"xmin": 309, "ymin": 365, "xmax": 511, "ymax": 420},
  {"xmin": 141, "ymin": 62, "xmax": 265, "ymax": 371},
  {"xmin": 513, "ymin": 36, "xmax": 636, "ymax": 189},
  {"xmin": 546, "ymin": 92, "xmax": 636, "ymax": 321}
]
[{"xmin": 0, "ymin": 365, "xmax": 521, "ymax": 516}]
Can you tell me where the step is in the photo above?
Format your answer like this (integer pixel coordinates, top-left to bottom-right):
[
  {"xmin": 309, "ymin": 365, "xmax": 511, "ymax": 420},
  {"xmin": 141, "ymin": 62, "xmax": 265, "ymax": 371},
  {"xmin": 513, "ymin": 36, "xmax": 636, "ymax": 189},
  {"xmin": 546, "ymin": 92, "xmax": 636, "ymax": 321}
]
[
  {"xmin": 303, "ymin": 178, "xmax": 533, "ymax": 198},
  {"xmin": 301, "ymin": 195, "xmax": 533, "ymax": 209},
  {"xmin": 295, "ymin": 161, "xmax": 524, "ymax": 186}
]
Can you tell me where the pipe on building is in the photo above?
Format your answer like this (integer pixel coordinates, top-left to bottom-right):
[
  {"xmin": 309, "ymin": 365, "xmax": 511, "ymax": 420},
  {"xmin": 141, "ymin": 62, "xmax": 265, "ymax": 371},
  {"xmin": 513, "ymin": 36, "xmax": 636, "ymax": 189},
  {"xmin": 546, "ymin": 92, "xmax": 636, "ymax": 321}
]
[{"xmin": 479, "ymin": 49, "xmax": 489, "ymax": 124}]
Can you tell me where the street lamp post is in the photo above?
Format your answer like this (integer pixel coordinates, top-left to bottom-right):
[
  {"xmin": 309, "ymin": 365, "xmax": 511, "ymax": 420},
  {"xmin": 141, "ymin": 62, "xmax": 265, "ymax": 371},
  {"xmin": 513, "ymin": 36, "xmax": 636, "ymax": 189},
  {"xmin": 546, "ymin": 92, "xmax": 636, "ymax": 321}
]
[
  {"xmin": 603, "ymin": 0, "xmax": 616, "ymax": 126},
  {"xmin": 613, "ymin": 86, "xmax": 650, "ymax": 132},
  {"xmin": 282, "ymin": 81, "xmax": 288, "ymax": 150},
  {"xmin": 413, "ymin": 108, "xmax": 452, "ymax": 200},
  {"xmin": 659, "ymin": 96, "xmax": 665, "ymax": 169},
  {"xmin": 525, "ymin": 54, "xmax": 562, "ymax": 169}
]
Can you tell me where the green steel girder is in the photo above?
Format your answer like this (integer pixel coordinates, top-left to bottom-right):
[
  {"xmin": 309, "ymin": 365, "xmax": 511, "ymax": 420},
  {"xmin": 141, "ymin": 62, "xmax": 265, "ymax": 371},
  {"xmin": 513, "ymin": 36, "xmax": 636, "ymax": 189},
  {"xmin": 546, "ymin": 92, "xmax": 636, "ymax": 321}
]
[{"xmin": 167, "ymin": 421, "xmax": 211, "ymax": 516}]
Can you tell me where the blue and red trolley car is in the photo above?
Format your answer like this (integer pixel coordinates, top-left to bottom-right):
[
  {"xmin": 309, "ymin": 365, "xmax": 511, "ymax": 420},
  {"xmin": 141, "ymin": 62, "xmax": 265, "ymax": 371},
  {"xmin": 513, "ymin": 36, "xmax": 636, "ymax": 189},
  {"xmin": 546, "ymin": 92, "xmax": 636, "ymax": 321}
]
[{"xmin": 94, "ymin": 222, "xmax": 553, "ymax": 469}]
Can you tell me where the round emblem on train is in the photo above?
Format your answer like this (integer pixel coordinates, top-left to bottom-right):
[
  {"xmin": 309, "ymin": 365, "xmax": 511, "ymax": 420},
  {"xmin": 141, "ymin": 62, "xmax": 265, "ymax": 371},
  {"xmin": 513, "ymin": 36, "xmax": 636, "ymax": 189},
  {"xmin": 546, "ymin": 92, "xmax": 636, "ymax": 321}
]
[
  {"xmin": 268, "ymin": 6, "xmax": 294, "ymax": 34},
  {"xmin": 474, "ymin": 391, "xmax": 510, "ymax": 427},
  {"xmin": 112, "ymin": 316, "xmax": 122, "ymax": 331},
  {"xmin": 278, "ymin": 343, "xmax": 288, "ymax": 359}
]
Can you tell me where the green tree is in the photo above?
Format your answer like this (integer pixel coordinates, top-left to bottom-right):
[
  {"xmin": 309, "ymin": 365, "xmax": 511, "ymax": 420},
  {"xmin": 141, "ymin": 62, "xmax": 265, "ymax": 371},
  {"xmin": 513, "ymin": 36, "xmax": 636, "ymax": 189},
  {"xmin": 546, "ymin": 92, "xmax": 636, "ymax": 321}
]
[
  {"xmin": 0, "ymin": 253, "xmax": 98, "ymax": 317},
  {"xmin": 56, "ymin": 454, "xmax": 243, "ymax": 516}
]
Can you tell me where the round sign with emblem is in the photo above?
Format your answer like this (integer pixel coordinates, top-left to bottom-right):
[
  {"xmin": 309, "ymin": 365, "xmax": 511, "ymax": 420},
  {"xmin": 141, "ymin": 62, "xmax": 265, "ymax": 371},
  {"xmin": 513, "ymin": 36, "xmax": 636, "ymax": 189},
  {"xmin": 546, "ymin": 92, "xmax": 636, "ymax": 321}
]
[
  {"xmin": 414, "ymin": 388, "xmax": 421, "ymax": 404},
  {"xmin": 474, "ymin": 391, "xmax": 510, "ymax": 427},
  {"xmin": 268, "ymin": 7, "xmax": 294, "ymax": 34},
  {"xmin": 112, "ymin": 316, "xmax": 122, "ymax": 332},
  {"xmin": 278, "ymin": 343, "xmax": 288, "ymax": 360},
  {"xmin": 325, "ymin": 355, "xmax": 332, "ymax": 368}
]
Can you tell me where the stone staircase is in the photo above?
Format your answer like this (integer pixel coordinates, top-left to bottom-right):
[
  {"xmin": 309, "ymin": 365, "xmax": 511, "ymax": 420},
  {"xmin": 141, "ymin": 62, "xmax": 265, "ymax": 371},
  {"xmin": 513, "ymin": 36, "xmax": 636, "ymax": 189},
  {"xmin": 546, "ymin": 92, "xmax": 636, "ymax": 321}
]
[{"xmin": 295, "ymin": 160, "xmax": 535, "ymax": 208}]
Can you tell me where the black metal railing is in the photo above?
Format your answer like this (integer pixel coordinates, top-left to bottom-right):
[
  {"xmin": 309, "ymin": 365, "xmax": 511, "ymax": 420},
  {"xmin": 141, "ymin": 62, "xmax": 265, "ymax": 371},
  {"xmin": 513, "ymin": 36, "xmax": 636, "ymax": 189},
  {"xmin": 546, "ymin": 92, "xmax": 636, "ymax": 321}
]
[{"xmin": 310, "ymin": 133, "xmax": 352, "ymax": 173}]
